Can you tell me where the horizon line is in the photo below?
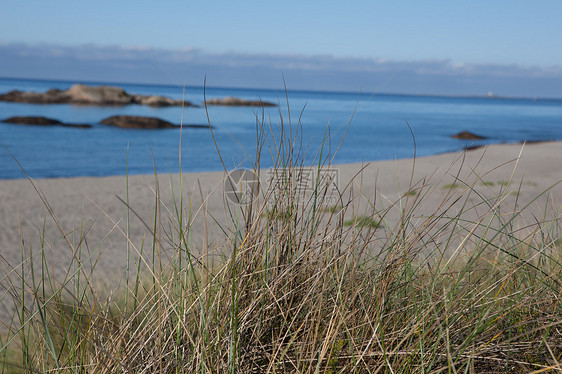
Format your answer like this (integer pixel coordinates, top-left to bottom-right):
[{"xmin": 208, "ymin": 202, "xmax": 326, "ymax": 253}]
[{"xmin": 2, "ymin": 75, "xmax": 562, "ymax": 103}]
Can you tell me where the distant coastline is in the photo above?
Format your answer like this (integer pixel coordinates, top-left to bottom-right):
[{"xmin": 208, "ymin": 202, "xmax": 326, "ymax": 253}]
[{"xmin": 2, "ymin": 76, "xmax": 562, "ymax": 103}]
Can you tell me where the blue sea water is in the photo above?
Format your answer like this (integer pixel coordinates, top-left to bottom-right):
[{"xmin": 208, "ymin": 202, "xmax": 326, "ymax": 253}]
[{"xmin": 0, "ymin": 77, "xmax": 561, "ymax": 180}]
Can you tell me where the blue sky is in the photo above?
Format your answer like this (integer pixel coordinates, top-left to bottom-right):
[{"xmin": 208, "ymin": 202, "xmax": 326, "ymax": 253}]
[{"xmin": 1, "ymin": 1, "xmax": 562, "ymax": 97}]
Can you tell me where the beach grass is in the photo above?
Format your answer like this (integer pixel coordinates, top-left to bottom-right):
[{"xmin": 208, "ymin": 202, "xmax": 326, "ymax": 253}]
[{"xmin": 1, "ymin": 99, "xmax": 561, "ymax": 373}]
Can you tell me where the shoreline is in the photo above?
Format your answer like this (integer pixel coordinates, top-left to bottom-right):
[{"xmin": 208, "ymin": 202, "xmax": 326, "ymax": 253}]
[{"xmin": 0, "ymin": 139, "xmax": 558, "ymax": 182}]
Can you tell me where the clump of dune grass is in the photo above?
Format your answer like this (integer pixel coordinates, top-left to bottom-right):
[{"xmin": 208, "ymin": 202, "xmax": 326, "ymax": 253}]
[{"xmin": 1, "ymin": 92, "xmax": 562, "ymax": 373}]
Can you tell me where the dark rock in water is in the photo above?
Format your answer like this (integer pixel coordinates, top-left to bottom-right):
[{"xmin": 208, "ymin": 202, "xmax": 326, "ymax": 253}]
[
  {"xmin": 0, "ymin": 89, "xmax": 71, "ymax": 104},
  {"xmin": 0, "ymin": 84, "xmax": 196, "ymax": 107},
  {"xmin": 100, "ymin": 115, "xmax": 179, "ymax": 129},
  {"xmin": 205, "ymin": 97, "xmax": 276, "ymax": 107},
  {"xmin": 99, "ymin": 115, "xmax": 210, "ymax": 129},
  {"xmin": 451, "ymin": 131, "xmax": 487, "ymax": 140},
  {"xmin": 2, "ymin": 116, "xmax": 63, "ymax": 126},
  {"xmin": 2, "ymin": 116, "xmax": 92, "ymax": 128}
]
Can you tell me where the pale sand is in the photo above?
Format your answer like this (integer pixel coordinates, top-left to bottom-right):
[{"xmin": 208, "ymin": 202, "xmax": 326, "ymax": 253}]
[{"xmin": 1, "ymin": 141, "xmax": 561, "ymax": 322}]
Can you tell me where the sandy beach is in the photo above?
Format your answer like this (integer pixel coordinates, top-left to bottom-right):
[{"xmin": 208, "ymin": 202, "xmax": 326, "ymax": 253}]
[{"xmin": 1, "ymin": 141, "xmax": 561, "ymax": 323}]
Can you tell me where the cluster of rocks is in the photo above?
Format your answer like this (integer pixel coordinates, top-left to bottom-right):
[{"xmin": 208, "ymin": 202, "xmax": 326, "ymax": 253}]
[
  {"xmin": 2, "ymin": 115, "xmax": 210, "ymax": 130},
  {"xmin": 0, "ymin": 84, "xmax": 196, "ymax": 107},
  {"xmin": 2, "ymin": 85, "xmax": 492, "ymax": 137},
  {"xmin": 0, "ymin": 84, "xmax": 277, "ymax": 108}
]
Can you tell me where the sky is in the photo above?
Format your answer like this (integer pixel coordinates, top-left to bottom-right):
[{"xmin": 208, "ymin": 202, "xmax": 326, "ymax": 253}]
[{"xmin": 1, "ymin": 1, "xmax": 562, "ymax": 97}]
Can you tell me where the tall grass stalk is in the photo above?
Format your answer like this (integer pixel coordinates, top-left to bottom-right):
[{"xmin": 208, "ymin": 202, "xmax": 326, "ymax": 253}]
[{"xmin": 1, "ymin": 93, "xmax": 561, "ymax": 373}]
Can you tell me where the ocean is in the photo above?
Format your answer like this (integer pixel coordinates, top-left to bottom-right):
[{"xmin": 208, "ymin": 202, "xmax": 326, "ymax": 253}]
[{"xmin": 1, "ymin": 77, "xmax": 561, "ymax": 180}]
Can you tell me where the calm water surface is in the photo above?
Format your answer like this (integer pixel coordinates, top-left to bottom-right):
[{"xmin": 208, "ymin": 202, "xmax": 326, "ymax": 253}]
[{"xmin": 0, "ymin": 78, "xmax": 561, "ymax": 179}]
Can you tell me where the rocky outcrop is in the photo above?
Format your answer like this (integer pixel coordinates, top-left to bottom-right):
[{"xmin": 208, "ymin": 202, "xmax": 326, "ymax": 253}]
[
  {"xmin": 204, "ymin": 97, "xmax": 276, "ymax": 107},
  {"xmin": 3, "ymin": 116, "xmax": 63, "ymax": 126},
  {"xmin": 99, "ymin": 115, "xmax": 210, "ymax": 129},
  {"xmin": 68, "ymin": 84, "xmax": 132, "ymax": 105},
  {"xmin": 451, "ymin": 131, "xmax": 487, "ymax": 140},
  {"xmin": 0, "ymin": 84, "xmax": 195, "ymax": 107},
  {"xmin": 0, "ymin": 85, "xmax": 275, "ymax": 108},
  {"xmin": 132, "ymin": 94, "xmax": 192, "ymax": 107},
  {"xmin": 2, "ymin": 116, "xmax": 91, "ymax": 128},
  {"xmin": 0, "ymin": 90, "xmax": 71, "ymax": 104},
  {"xmin": 100, "ymin": 115, "xmax": 178, "ymax": 129}
]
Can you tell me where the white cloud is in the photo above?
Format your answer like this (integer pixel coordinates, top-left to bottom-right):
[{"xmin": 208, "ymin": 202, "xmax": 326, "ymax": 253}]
[
  {"xmin": 1, "ymin": 42, "xmax": 562, "ymax": 97},
  {"xmin": 3, "ymin": 42, "xmax": 562, "ymax": 78}
]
